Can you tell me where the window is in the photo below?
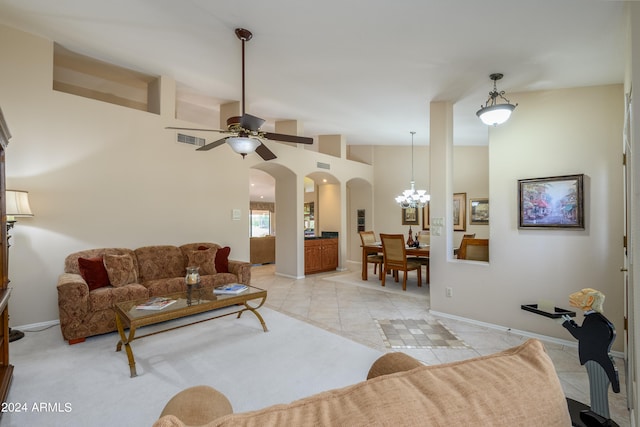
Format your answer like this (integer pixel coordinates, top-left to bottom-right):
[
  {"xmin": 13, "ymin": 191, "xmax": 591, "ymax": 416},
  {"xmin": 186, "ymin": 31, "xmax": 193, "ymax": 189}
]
[{"xmin": 250, "ymin": 210, "xmax": 271, "ymax": 237}]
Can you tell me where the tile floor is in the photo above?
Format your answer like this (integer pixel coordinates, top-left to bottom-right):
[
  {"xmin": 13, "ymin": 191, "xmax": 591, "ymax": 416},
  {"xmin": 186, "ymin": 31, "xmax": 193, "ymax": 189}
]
[{"xmin": 251, "ymin": 262, "xmax": 631, "ymax": 426}]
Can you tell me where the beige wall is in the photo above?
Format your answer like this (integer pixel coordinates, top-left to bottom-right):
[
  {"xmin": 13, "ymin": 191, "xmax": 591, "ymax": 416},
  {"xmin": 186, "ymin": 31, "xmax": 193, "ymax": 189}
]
[
  {"xmin": 429, "ymin": 85, "xmax": 625, "ymax": 351},
  {"xmin": 0, "ymin": 24, "xmax": 627, "ymax": 353},
  {"xmin": 0, "ymin": 25, "xmax": 374, "ymax": 324},
  {"xmin": 371, "ymin": 145, "xmax": 489, "ymax": 246}
]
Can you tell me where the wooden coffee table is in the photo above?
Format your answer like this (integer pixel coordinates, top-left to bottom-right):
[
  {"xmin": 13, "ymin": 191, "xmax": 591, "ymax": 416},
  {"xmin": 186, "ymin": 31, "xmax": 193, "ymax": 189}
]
[{"xmin": 114, "ymin": 285, "xmax": 268, "ymax": 377}]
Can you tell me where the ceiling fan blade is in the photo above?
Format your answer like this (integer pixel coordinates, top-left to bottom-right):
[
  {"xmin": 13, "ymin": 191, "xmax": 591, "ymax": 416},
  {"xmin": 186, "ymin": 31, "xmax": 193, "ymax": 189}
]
[
  {"xmin": 240, "ymin": 114, "xmax": 265, "ymax": 132},
  {"xmin": 263, "ymin": 132, "xmax": 314, "ymax": 145},
  {"xmin": 196, "ymin": 137, "xmax": 227, "ymax": 151},
  {"xmin": 255, "ymin": 142, "xmax": 277, "ymax": 161},
  {"xmin": 166, "ymin": 126, "xmax": 227, "ymax": 133}
]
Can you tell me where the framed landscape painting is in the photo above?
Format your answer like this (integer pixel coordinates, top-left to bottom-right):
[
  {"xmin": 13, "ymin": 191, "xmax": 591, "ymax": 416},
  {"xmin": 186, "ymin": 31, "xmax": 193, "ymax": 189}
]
[
  {"xmin": 470, "ymin": 198, "xmax": 489, "ymax": 225},
  {"xmin": 518, "ymin": 174, "xmax": 584, "ymax": 229}
]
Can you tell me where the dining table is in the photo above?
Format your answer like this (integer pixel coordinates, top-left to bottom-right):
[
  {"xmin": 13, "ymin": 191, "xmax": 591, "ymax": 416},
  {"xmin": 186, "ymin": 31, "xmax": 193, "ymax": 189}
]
[{"xmin": 360, "ymin": 243, "xmax": 430, "ymax": 280}]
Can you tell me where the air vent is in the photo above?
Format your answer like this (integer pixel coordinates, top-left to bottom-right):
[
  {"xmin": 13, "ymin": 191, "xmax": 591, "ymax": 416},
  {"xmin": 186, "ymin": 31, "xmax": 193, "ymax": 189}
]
[
  {"xmin": 177, "ymin": 133, "xmax": 206, "ymax": 147},
  {"xmin": 317, "ymin": 162, "xmax": 330, "ymax": 170}
]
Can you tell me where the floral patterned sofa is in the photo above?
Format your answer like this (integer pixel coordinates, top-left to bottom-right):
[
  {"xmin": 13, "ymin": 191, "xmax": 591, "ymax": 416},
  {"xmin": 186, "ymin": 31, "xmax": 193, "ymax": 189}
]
[{"xmin": 57, "ymin": 243, "xmax": 251, "ymax": 344}]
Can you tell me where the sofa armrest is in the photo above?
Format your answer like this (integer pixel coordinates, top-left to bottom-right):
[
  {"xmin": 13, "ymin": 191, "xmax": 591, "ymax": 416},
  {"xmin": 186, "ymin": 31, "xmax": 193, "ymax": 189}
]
[
  {"xmin": 57, "ymin": 273, "xmax": 90, "ymax": 314},
  {"xmin": 366, "ymin": 352, "xmax": 424, "ymax": 380},
  {"xmin": 155, "ymin": 385, "xmax": 233, "ymax": 427},
  {"xmin": 227, "ymin": 260, "xmax": 251, "ymax": 286},
  {"xmin": 57, "ymin": 273, "xmax": 90, "ymax": 340}
]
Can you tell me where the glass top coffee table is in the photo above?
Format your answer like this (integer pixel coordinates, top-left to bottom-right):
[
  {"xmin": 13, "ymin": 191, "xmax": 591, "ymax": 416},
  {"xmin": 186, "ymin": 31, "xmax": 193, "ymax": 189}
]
[{"xmin": 114, "ymin": 285, "xmax": 267, "ymax": 377}]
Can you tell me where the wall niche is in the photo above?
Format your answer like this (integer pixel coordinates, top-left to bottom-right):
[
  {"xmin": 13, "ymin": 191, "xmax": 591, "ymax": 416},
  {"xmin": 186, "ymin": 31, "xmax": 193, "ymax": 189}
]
[{"xmin": 53, "ymin": 43, "xmax": 160, "ymax": 114}]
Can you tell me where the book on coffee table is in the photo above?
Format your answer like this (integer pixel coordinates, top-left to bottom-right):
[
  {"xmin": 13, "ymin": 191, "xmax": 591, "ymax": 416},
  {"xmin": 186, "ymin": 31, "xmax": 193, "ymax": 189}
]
[
  {"xmin": 135, "ymin": 297, "xmax": 177, "ymax": 310},
  {"xmin": 214, "ymin": 284, "xmax": 248, "ymax": 295}
]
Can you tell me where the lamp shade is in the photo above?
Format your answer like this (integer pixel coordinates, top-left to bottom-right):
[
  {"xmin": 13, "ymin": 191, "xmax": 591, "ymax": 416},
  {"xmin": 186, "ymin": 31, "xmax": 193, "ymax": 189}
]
[
  {"xmin": 5, "ymin": 190, "xmax": 33, "ymax": 217},
  {"xmin": 476, "ymin": 103, "xmax": 516, "ymax": 126},
  {"xmin": 226, "ymin": 137, "xmax": 261, "ymax": 156}
]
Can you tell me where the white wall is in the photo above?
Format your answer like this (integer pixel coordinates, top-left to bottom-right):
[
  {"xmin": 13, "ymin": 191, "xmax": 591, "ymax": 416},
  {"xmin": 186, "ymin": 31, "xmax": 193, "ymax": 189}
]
[
  {"xmin": 430, "ymin": 85, "xmax": 625, "ymax": 350},
  {"xmin": 0, "ymin": 25, "xmax": 375, "ymax": 325},
  {"xmin": 371, "ymin": 145, "xmax": 489, "ymax": 247},
  {"xmin": 373, "ymin": 145, "xmax": 430, "ymax": 236},
  {"xmin": 1, "ymin": 26, "xmax": 252, "ymax": 326}
]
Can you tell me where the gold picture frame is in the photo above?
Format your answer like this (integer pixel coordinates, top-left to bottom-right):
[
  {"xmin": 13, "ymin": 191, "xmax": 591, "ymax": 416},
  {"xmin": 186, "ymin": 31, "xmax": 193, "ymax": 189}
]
[
  {"xmin": 422, "ymin": 203, "xmax": 430, "ymax": 230},
  {"xmin": 453, "ymin": 193, "xmax": 467, "ymax": 231},
  {"xmin": 401, "ymin": 207, "xmax": 419, "ymax": 225}
]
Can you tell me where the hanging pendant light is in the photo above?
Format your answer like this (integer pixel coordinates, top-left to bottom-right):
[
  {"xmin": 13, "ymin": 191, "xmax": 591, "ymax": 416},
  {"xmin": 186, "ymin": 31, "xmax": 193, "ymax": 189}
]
[
  {"xmin": 476, "ymin": 73, "xmax": 517, "ymax": 126},
  {"xmin": 395, "ymin": 131, "xmax": 430, "ymax": 208}
]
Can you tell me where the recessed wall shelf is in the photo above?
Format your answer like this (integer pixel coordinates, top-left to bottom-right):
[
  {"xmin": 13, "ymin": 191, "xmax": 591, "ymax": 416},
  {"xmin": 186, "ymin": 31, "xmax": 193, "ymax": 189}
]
[{"xmin": 53, "ymin": 44, "xmax": 160, "ymax": 114}]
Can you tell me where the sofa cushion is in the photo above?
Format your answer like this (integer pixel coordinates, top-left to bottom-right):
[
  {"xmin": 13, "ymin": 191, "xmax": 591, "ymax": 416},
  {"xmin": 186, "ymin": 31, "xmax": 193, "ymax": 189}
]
[
  {"xmin": 103, "ymin": 254, "xmax": 138, "ymax": 287},
  {"xmin": 146, "ymin": 277, "xmax": 189, "ymax": 297},
  {"xmin": 187, "ymin": 248, "xmax": 217, "ymax": 275},
  {"xmin": 89, "ymin": 283, "xmax": 149, "ymax": 311},
  {"xmin": 215, "ymin": 247, "xmax": 231, "ymax": 273},
  {"xmin": 200, "ymin": 273, "xmax": 240, "ymax": 288},
  {"xmin": 135, "ymin": 245, "xmax": 185, "ymax": 282},
  {"xmin": 65, "ymin": 248, "xmax": 137, "ymax": 275},
  {"xmin": 180, "ymin": 243, "xmax": 223, "ymax": 267},
  {"xmin": 199, "ymin": 339, "xmax": 570, "ymax": 427},
  {"xmin": 78, "ymin": 257, "xmax": 110, "ymax": 291}
]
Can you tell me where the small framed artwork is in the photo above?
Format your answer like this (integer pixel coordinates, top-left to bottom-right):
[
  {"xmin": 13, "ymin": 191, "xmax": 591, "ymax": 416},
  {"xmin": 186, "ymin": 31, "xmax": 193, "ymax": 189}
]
[
  {"xmin": 402, "ymin": 207, "xmax": 419, "ymax": 225},
  {"xmin": 470, "ymin": 198, "xmax": 489, "ymax": 225},
  {"xmin": 453, "ymin": 193, "xmax": 467, "ymax": 231},
  {"xmin": 518, "ymin": 174, "xmax": 584, "ymax": 229},
  {"xmin": 422, "ymin": 203, "xmax": 430, "ymax": 230}
]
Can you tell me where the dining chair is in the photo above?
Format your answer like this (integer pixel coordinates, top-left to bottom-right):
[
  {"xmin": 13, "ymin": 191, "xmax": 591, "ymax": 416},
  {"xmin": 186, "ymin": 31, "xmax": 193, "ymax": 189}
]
[
  {"xmin": 455, "ymin": 233, "xmax": 476, "ymax": 258},
  {"xmin": 380, "ymin": 234, "xmax": 422, "ymax": 291},
  {"xmin": 417, "ymin": 231, "xmax": 430, "ymax": 246},
  {"xmin": 413, "ymin": 231, "xmax": 430, "ymax": 284},
  {"xmin": 458, "ymin": 238, "xmax": 489, "ymax": 261},
  {"xmin": 359, "ymin": 231, "xmax": 383, "ymax": 280}
]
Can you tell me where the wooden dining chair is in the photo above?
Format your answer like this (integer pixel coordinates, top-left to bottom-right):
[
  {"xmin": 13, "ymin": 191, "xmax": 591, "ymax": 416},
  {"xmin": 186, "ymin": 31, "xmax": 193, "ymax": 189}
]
[
  {"xmin": 417, "ymin": 231, "xmax": 430, "ymax": 246},
  {"xmin": 458, "ymin": 238, "xmax": 489, "ymax": 261},
  {"xmin": 413, "ymin": 231, "xmax": 430, "ymax": 284},
  {"xmin": 359, "ymin": 231, "xmax": 383, "ymax": 280},
  {"xmin": 380, "ymin": 234, "xmax": 422, "ymax": 291},
  {"xmin": 455, "ymin": 233, "xmax": 476, "ymax": 258}
]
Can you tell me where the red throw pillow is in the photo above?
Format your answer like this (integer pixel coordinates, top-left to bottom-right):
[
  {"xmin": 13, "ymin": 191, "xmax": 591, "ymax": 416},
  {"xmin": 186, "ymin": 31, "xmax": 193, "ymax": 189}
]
[
  {"xmin": 215, "ymin": 246, "xmax": 231, "ymax": 273},
  {"xmin": 78, "ymin": 257, "xmax": 110, "ymax": 291}
]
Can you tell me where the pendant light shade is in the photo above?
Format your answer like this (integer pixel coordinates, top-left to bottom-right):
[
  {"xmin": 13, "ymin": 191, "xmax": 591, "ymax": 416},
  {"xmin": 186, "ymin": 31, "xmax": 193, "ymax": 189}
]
[{"xmin": 476, "ymin": 73, "xmax": 517, "ymax": 126}]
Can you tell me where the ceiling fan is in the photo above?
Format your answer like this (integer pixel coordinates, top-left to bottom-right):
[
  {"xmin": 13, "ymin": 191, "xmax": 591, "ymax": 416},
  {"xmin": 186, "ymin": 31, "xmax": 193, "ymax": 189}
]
[{"xmin": 167, "ymin": 28, "xmax": 313, "ymax": 160}]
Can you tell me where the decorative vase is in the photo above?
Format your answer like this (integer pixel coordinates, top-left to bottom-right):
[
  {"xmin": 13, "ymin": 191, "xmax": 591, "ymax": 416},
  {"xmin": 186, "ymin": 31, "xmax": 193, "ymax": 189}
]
[
  {"xmin": 407, "ymin": 226, "xmax": 414, "ymax": 246},
  {"xmin": 185, "ymin": 266, "xmax": 201, "ymax": 305}
]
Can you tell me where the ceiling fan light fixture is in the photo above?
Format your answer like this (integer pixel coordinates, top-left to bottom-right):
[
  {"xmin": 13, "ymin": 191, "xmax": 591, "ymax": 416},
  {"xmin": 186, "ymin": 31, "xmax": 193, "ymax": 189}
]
[
  {"xmin": 476, "ymin": 73, "xmax": 517, "ymax": 126},
  {"xmin": 227, "ymin": 137, "xmax": 260, "ymax": 158}
]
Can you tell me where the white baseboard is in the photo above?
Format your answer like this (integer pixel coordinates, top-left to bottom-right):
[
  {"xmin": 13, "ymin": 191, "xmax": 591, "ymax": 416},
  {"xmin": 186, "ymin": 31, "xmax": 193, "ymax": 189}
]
[
  {"xmin": 275, "ymin": 272, "xmax": 305, "ymax": 279},
  {"xmin": 430, "ymin": 310, "xmax": 625, "ymax": 359},
  {"xmin": 15, "ymin": 319, "xmax": 60, "ymax": 332}
]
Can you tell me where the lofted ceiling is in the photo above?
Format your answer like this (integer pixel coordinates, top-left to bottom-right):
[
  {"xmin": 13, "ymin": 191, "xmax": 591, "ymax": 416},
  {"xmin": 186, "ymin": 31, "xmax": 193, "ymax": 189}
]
[{"xmin": 0, "ymin": 0, "xmax": 627, "ymax": 149}]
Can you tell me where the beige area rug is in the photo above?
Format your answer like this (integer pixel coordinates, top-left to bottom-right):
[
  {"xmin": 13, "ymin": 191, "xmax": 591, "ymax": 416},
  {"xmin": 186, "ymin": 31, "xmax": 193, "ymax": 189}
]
[
  {"xmin": 5, "ymin": 307, "xmax": 382, "ymax": 427},
  {"xmin": 375, "ymin": 318, "xmax": 468, "ymax": 349}
]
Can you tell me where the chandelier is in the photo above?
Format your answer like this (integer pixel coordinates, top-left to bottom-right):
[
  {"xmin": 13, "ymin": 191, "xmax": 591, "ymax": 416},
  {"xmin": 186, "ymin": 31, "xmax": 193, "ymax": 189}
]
[
  {"xmin": 395, "ymin": 131, "xmax": 430, "ymax": 209},
  {"xmin": 476, "ymin": 73, "xmax": 517, "ymax": 126}
]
